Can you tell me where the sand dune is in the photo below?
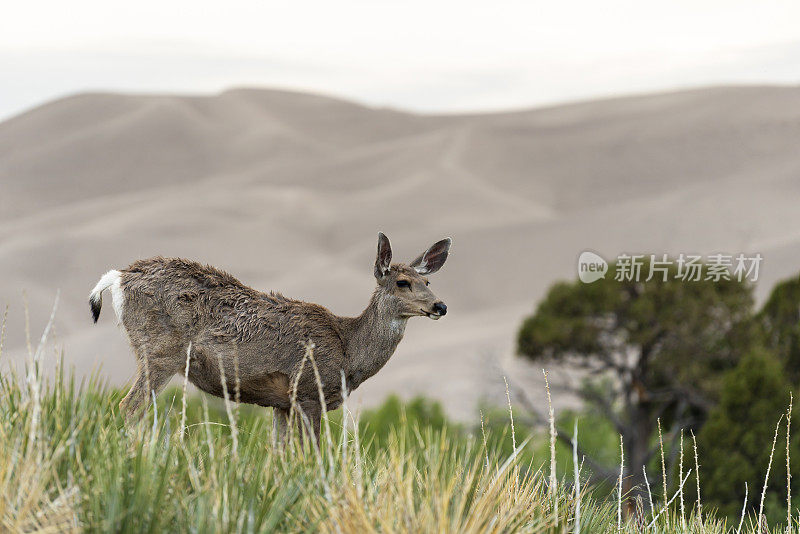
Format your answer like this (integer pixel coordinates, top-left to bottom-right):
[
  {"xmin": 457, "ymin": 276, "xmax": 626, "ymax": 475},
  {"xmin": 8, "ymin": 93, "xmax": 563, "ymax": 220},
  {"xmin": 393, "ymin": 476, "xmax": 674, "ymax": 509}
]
[{"xmin": 2, "ymin": 85, "xmax": 800, "ymax": 420}]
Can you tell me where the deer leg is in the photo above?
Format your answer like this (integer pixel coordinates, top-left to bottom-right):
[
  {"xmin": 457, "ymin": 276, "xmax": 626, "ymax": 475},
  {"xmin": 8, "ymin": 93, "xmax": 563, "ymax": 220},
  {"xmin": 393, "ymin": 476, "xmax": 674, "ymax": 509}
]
[
  {"xmin": 119, "ymin": 368, "xmax": 147, "ymax": 416},
  {"xmin": 299, "ymin": 401, "xmax": 322, "ymax": 447},
  {"xmin": 119, "ymin": 362, "xmax": 176, "ymax": 422},
  {"xmin": 283, "ymin": 401, "xmax": 322, "ymax": 450},
  {"xmin": 272, "ymin": 407, "xmax": 290, "ymax": 447}
]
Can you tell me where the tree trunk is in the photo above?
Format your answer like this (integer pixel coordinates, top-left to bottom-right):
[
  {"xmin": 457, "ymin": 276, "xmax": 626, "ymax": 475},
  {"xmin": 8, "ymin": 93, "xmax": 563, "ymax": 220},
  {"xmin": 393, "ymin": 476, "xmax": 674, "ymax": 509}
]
[{"xmin": 622, "ymin": 400, "xmax": 654, "ymax": 516}]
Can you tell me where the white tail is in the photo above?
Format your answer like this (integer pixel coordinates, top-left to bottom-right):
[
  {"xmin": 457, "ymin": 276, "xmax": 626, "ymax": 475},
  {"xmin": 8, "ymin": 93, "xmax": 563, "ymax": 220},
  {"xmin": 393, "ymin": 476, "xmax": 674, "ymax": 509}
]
[{"xmin": 89, "ymin": 270, "xmax": 123, "ymax": 323}]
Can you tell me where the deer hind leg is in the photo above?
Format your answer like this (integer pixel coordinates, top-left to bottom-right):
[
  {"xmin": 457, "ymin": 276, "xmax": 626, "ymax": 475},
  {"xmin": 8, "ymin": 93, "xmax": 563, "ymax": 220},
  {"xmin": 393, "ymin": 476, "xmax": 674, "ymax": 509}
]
[
  {"xmin": 120, "ymin": 358, "xmax": 178, "ymax": 422},
  {"xmin": 278, "ymin": 401, "xmax": 321, "ymax": 450}
]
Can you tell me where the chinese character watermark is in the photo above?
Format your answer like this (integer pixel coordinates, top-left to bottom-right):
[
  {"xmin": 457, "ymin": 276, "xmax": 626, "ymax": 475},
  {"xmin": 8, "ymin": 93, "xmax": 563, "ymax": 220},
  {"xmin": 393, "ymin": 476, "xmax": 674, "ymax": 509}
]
[{"xmin": 578, "ymin": 251, "xmax": 762, "ymax": 284}]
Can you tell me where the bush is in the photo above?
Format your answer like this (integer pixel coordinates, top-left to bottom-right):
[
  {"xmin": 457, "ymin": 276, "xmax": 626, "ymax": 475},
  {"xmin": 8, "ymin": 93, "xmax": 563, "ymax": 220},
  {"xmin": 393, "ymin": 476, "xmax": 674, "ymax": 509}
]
[
  {"xmin": 759, "ymin": 274, "xmax": 800, "ymax": 380},
  {"xmin": 695, "ymin": 347, "xmax": 798, "ymax": 525}
]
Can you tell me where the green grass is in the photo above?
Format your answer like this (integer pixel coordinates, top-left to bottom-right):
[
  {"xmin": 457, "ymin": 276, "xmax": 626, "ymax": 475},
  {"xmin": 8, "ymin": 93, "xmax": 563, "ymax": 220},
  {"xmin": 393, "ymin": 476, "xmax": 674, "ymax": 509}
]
[
  {"xmin": 3, "ymin": 359, "xmax": 788, "ymax": 533},
  {"xmin": 0, "ymin": 311, "xmax": 793, "ymax": 533}
]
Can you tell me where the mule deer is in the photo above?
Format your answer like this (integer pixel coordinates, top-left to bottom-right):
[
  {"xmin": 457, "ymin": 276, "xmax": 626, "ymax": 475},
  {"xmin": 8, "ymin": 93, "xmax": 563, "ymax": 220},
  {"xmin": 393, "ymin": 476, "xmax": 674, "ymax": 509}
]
[{"xmin": 89, "ymin": 233, "xmax": 451, "ymax": 443}]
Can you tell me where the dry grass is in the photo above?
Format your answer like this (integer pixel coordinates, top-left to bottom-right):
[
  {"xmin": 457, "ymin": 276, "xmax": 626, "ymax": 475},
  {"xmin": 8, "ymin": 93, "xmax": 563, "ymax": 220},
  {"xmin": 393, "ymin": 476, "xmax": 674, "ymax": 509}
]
[{"xmin": 0, "ymin": 301, "xmax": 796, "ymax": 533}]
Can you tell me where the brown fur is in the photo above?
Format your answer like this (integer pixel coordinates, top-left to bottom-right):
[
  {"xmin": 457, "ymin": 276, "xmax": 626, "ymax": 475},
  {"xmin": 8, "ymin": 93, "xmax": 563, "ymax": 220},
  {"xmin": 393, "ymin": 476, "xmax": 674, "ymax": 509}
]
[{"xmin": 93, "ymin": 234, "xmax": 451, "ymax": 443}]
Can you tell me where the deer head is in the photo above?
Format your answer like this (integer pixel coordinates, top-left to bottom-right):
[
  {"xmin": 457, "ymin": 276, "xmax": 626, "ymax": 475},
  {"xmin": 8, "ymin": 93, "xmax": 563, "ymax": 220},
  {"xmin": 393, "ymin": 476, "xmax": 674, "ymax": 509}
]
[{"xmin": 374, "ymin": 232, "xmax": 451, "ymax": 320}]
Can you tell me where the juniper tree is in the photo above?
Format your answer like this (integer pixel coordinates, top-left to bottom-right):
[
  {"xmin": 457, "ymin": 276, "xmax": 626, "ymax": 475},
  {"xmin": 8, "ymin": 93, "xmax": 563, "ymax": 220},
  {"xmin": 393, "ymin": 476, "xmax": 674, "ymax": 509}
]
[
  {"xmin": 758, "ymin": 273, "xmax": 800, "ymax": 381},
  {"xmin": 516, "ymin": 259, "xmax": 758, "ymax": 503},
  {"xmin": 695, "ymin": 347, "xmax": 799, "ymax": 525}
]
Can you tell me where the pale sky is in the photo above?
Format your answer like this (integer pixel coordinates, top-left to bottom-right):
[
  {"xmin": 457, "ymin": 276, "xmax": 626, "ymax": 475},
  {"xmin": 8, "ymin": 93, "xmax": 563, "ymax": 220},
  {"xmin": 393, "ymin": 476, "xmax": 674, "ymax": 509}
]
[{"xmin": 1, "ymin": 0, "xmax": 799, "ymax": 120}]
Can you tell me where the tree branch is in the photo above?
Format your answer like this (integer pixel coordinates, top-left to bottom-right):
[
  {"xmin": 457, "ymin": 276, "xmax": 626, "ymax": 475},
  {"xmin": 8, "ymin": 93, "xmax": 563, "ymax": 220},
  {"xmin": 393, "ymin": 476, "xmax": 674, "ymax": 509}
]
[
  {"xmin": 505, "ymin": 376, "xmax": 618, "ymax": 482},
  {"xmin": 555, "ymin": 428, "xmax": 616, "ymax": 481},
  {"xmin": 580, "ymin": 386, "xmax": 627, "ymax": 436}
]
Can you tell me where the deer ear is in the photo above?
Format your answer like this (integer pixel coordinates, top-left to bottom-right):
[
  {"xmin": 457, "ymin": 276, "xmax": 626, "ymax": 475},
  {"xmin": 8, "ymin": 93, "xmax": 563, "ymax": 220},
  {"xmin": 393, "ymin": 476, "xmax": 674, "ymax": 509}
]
[
  {"xmin": 410, "ymin": 237, "xmax": 451, "ymax": 275},
  {"xmin": 374, "ymin": 232, "xmax": 392, "ymax": 279}
]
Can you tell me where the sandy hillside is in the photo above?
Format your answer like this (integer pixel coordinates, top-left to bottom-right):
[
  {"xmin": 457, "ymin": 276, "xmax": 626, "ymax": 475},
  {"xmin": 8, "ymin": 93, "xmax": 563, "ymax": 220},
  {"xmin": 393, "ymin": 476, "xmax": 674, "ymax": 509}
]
[{"xmin": 2, "ymin": 85, "xmax": 800, "ymax": 421}]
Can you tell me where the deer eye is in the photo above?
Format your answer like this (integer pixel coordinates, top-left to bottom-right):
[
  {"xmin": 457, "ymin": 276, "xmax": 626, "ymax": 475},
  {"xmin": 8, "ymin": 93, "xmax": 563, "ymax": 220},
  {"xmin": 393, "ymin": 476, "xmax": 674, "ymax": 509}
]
[
  {"xmin": 425, "ymin": 280, "xmax": 430, "ymax": 286},
  {"xmin": 396, "ymin": 280, "xmax": 411, "ymax": 289}
]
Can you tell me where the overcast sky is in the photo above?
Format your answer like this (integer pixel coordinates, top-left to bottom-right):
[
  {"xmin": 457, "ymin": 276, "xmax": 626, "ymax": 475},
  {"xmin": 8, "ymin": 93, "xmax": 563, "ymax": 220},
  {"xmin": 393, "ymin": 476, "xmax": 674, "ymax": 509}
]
[{"xmin": 1, "ymin": 0, "xmax": 799, "ymax": 120}]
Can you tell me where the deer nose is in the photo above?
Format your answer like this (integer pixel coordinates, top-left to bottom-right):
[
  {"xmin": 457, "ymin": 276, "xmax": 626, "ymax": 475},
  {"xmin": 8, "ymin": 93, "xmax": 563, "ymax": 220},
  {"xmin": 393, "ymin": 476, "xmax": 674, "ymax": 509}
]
[{"xmin": 433, "ymin": 302, "xmax": 447, "ymax": 315}]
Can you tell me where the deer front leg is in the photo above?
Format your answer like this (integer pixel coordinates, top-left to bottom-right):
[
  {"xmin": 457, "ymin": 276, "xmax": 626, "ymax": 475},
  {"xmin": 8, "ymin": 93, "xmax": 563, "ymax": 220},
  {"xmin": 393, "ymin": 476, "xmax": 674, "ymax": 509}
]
[
  {"xmin": 304, "ymin": 402, "xmax": 322, "ymax": 446},
  {"xmin": 293, "ymin": 401, "xmax": 321, "ymax": 448}
]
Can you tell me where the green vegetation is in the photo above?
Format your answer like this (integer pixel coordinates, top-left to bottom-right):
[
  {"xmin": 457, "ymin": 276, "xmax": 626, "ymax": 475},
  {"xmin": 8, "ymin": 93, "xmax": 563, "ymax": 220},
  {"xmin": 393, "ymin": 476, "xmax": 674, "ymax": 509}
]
[
  {"xmin": 694, "ymin": 347, "xmax": 797, "ymax": 524},
  {"xmin": 1, "ymin": 357, "xmax": 778, "ymax": 533},
  {"xmin": 759, "ymin": 274, "xmax": 800, "ymax": 380},
  {"xmin": 515, "ymin": 266, "xmax": 800, "ymax": 529},
  {"xmin": 517, "ymin": 260, "xmax": 758, "ymax": 500},
  {"xmin": 6, "ymin": 268, "xmax": 800, "ymax": 531}
]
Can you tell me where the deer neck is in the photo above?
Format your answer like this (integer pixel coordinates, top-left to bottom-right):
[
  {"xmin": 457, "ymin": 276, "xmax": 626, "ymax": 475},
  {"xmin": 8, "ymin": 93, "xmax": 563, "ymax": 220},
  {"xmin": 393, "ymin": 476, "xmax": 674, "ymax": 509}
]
[{"xmin": 342, "ymin": 290, "xmax": 407, "ymax": 391}]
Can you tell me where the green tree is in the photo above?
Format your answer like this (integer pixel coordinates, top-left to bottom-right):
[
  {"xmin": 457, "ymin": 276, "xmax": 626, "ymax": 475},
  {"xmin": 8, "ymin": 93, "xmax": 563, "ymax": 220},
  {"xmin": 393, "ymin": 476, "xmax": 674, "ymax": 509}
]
[
  {"xmin": 758, "ymin": 273, "xmax": 800, "ymax": 380},
  {"xmin": 695, "ymin": 347, "xmax": 798, "ymax": 525},
  {"xmin": 516, "ymin": 260, "xmax": 758, "ymax": 501}
]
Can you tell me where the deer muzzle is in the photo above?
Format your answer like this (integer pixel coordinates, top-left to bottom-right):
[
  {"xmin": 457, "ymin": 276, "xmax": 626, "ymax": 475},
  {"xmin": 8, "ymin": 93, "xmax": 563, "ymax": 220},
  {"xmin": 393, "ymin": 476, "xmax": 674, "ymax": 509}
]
[{"xmin": 426, "ymin": 301, "xmax": 447, "ymax": 320}]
